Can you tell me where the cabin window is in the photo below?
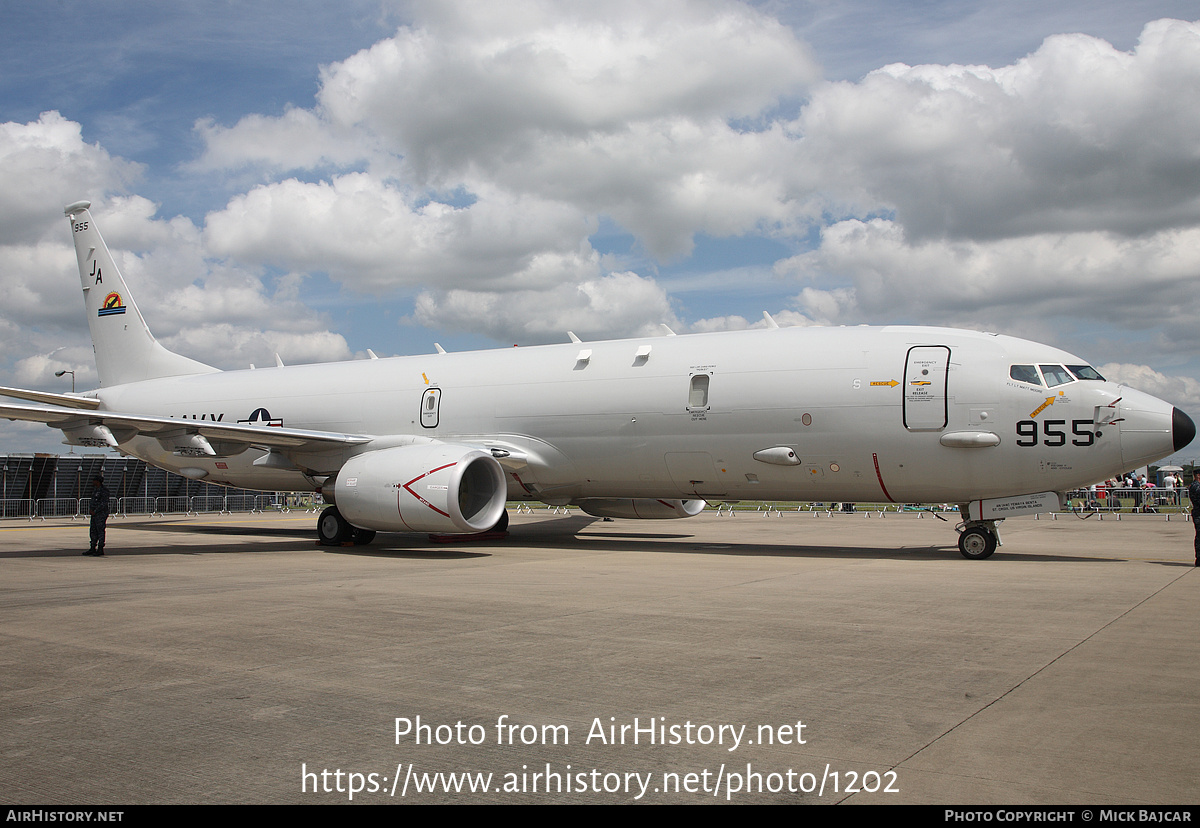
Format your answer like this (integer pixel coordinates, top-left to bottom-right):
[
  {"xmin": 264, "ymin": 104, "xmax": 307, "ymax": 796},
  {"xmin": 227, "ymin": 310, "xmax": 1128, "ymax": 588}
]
[
  {"xmin": 1039, "ymin": 365, "xmax": 1073, "ymax": 388},
  {"xmin": 1009, "ymin": 365, "xmax": 1041, "ymax": 386},
  {"xmin": 1067, "ymin": 365, "xmax": 1105, "ymax": 381},
  {"xmin": 688, "ymin": 374, "xmax": 710, "ymax": 409}
]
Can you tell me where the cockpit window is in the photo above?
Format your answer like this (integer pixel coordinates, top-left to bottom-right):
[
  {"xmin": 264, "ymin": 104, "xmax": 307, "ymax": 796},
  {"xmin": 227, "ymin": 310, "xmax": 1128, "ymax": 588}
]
[
  {"xmin": 1010, "ymin": 365, "xmax": 1042, "ymax": 386},
  {"xmin": 1040, "ymin": 364, "xmax": 1074, "ymax": 388},
  {"xmin": 1067, "ymin": 364, "xmax": 1105, "ymax": 381}
]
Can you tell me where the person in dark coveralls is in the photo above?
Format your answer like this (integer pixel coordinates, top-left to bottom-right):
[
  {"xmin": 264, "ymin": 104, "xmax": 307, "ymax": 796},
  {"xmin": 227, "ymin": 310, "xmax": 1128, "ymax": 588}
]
[
  {"xmin": 84, "ymin": 475, "xmax": 110, "ymax": 556},
  {"xmin": 1189, "ymin": 473, "xmax": 1200, "ymax": 567}
]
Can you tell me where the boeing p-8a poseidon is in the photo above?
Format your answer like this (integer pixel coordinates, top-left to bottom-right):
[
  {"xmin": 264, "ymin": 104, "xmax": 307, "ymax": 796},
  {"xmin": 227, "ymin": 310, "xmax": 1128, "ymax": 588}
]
[{"xmin": 0, "ymin": 202, "xmax": 1193, "ymax": 558}]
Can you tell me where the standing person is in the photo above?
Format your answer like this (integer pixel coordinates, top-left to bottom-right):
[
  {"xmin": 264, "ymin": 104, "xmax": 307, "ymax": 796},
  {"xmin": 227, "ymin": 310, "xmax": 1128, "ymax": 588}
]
[
  {"xmin": 1189, "ymin": 473, "xmax": 1200, "ymax": 567},
  {"xmin": 84, "ymin": 475, "xmax": 110, "ymax": 556}
]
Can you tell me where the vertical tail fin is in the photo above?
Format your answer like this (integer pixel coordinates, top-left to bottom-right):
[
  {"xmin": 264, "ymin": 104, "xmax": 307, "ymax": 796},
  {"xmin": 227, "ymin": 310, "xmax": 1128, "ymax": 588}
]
[{"xmin": 64, "ymin": 201, "xmax": 218, "ymax": 387}]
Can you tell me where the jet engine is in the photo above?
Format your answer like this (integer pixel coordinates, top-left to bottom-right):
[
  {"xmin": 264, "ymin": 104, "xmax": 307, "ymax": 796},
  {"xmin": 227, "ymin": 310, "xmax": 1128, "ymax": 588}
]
[
  {"xmin": 331, "ymin": 444, "xmax": 507, "ymax": 534},
  {"xmin": 576, "ymin": 498, "xmax": 706, "ymax": 520}
]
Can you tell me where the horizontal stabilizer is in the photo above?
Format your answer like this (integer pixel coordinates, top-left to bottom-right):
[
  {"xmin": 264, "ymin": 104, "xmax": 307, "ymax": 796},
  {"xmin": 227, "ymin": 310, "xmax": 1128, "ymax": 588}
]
[{"xmin": 0, "ymin": 385, "xmax": 101, "ymax": 410}]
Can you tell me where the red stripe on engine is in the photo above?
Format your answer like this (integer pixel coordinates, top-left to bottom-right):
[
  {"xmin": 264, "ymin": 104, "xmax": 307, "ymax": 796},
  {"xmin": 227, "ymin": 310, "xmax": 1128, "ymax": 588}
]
[{"xmin": 400, "ymin": 462, "xmax": 456, "ymax": 518}]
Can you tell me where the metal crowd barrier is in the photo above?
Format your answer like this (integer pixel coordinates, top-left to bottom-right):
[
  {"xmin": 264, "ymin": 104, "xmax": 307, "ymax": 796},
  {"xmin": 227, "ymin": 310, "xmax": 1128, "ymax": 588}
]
[
  {"xmin": 159, "ymin": 496, "xmax": 190, "ymax": 515},
  {"xmin": 2, "ymin": 493, "xmax": 303, "ymax": 521},
  {"xmin": 1, "ymin": 498, "xmax": 37, "ymax": 519},
  {"xmin": 5, "ymin": 493, "xmax": 1190, "ymax": 523},
  {"xmin": 35, "ymin": 498, "xmax": 81, "ymax": 518},
  {"xmin": 1066, "ymin": 487, "xmax": 1183, "ymax": 512}
]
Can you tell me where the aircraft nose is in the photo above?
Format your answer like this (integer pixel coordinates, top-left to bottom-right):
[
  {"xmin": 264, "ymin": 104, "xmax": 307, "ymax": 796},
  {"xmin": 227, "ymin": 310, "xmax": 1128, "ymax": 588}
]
[
  {"xmin": 1117, "ymin": 386, "xmax": 1185, "ymax": 469},
  {"xmin": 1174, "ymin": 407, "xmax": 1196, "ymax": 453}
]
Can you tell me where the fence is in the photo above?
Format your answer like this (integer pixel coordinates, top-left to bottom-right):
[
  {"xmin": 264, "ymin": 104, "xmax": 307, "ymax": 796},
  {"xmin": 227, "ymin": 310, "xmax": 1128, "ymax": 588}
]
[
  {"xmin": 4, "ymin": 492, "xmax": 1190, "ymax": 522},
  {"xmin": 0, "ymin": 493, "xmax": 323, "ymax": 521},
  {"xmin": 1065, "ymin": 487, "xmax": 1183, "ymax": 512}
]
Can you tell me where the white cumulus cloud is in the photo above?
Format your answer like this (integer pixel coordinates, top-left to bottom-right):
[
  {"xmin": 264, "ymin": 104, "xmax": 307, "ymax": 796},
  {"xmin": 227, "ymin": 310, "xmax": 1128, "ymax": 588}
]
[
  {"xmin": 790, "ymin": 18, "xmax": 1200, "ymax": 240},
  {"xmin": 411, "ymin": 271, "xmax": 677, "ymax": 343},
  {"xmin": 1100, "ymin": 363, "xmax": 1200, "ymax": 412}
]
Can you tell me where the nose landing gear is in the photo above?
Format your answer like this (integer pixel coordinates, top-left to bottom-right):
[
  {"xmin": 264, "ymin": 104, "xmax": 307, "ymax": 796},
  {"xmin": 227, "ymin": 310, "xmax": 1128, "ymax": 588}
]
[{"xmin": 956, "ymin": 515, "xmax": 1001, "ymax": 559}]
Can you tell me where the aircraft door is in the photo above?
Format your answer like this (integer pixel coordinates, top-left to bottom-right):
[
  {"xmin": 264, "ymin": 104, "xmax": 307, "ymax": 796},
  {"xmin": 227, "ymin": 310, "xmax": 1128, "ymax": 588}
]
[
  {"xmin": 903, "ymin": 346, "xmax": 950, "ymax": 431},
  {"xmin": 420, "ymin": 388, "xmax": 441, "ymax": 428}
]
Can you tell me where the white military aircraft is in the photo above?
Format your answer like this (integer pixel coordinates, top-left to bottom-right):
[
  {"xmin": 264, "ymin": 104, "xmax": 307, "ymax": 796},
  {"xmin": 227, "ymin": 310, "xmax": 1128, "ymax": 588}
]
[{"xmin": 0, "ymin": 201, "xmax": 1193, "ymax": 558}]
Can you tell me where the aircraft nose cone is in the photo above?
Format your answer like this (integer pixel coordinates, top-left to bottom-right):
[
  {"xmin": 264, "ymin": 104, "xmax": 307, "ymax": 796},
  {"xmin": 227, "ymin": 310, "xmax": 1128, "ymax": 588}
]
[
  {"xmin": 1173, "ymin": 407, "xmax": 1196, "ymax": 453},
  {"xmin": 1117, "ymin": 386, "xmax": 1188, "ymax": 469}
]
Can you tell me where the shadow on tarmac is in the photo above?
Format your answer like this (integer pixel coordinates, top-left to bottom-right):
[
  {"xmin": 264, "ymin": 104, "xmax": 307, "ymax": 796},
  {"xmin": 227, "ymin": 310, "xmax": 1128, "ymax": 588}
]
[{"xmin": 0, "ymin": 513, "xmax": 1139, "ymax": 564}]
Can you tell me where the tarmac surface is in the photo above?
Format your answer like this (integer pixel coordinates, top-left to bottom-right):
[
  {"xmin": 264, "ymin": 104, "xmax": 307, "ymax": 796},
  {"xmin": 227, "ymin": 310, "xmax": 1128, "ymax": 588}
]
[{"xmin": 1, "ymin": 507, "xmax": 1197, "ymax": 805}]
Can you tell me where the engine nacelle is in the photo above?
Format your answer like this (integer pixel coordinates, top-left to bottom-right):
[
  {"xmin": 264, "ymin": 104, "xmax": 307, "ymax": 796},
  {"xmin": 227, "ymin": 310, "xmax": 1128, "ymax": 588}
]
[
  {"xmin": 333, "ymin": 444, "xmax": 507, "ymax": 534},
  {"xmin": 576, "ymin": 498, "xmax": 706, "ymax": 520}
]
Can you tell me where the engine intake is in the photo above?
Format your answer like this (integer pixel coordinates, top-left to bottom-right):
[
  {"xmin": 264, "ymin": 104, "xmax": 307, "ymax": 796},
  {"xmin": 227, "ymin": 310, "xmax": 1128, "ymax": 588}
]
[{"xmin": 333, "ymin": 444, "xmax": 507, "ymax": 534}]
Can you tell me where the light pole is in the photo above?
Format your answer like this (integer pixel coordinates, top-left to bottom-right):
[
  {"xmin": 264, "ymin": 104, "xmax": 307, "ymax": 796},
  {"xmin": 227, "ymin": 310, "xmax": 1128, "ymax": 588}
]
[{"xmin": 55, "ymin": 370, "xmax": 77, "ymax": 454}]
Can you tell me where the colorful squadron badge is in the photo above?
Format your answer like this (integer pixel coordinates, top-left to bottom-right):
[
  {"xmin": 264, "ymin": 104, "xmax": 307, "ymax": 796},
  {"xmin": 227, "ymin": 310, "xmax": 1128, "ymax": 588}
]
[{"xmin": 98, "ymin": 292, "xmax": 127, "ymax": 317}]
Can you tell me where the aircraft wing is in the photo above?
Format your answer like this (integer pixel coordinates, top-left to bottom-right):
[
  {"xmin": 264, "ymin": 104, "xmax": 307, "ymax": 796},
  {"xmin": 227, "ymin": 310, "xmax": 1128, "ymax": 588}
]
[{"xmin": 0, "ymin": 399, "xmax": 372, "ymax": 453}]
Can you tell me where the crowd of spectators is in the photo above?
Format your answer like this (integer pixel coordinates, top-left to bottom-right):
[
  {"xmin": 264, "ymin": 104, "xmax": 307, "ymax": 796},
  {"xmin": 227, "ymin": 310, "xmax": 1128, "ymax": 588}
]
[{"xmin": 1078, "ymin": 470, "xmax": 1191, "ymax": 513}]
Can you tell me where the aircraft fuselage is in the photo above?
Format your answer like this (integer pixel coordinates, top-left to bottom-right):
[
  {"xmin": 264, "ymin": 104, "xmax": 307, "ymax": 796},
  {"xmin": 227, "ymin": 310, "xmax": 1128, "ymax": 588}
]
[{"xmin": 99, "ymin": 324, "xmax": 1176, "ymax": 506}]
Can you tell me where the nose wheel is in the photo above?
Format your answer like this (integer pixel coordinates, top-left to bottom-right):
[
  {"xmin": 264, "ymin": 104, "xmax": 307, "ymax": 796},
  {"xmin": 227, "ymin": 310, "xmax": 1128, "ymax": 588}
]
[{"xmin": 957, "ymin": 522, "xmax": 999, "ymax": 559}]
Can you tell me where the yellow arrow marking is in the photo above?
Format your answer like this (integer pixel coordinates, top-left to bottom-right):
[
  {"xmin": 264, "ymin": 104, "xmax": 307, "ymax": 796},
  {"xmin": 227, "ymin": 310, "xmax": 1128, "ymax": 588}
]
[
  {"xmin": 1030, "ymin": 397, "xmax": 1056, "ymax": 418},
  {"xmin": 870, "ymin": 380, "xmax": 900, "ymax": 387},
  {"xmin": 422, "ymin": 373, "xmax": 429, "ymax": 385}
]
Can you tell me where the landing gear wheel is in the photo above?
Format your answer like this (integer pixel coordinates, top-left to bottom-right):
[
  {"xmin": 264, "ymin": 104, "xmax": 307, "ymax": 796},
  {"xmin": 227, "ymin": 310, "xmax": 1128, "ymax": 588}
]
[
  {"xmin": 490, "ymin": 509, "xmax": 509, "ymax": 534},
  {"xmin": 318, "ymin": 506, "xmax": 353, "ymax": 546},
  {"xmin": 958, "ymin": 526, "xmax": 998, "ymax": 559},
  {"xmin": 350, "ymin": 527, "xmax": 376, "ymax": 546}
]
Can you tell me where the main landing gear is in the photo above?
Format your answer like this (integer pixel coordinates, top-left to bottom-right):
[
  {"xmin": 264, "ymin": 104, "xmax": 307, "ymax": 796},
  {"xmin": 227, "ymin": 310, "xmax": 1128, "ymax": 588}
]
[
  {"xmin": 955, "ymin": 514, "xmax": 1001, "ymax": 560},
  {"xmin": 317, "ymin": 506, "xmax": 376, "ymax": 546},
  {"xmin": 316, "ymin": 506, "xmax": 509, "ymax": 546},
  {"xmin": 491, "ymin": 509, "xmax": 509, "ymax": 533}
]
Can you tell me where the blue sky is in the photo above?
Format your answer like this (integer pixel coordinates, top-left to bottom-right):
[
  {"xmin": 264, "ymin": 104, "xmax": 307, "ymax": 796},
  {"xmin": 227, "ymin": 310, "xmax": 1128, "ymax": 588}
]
[{"xmin": 1, "ymin": 0, "xmax": 1199, "ymax": 458}]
